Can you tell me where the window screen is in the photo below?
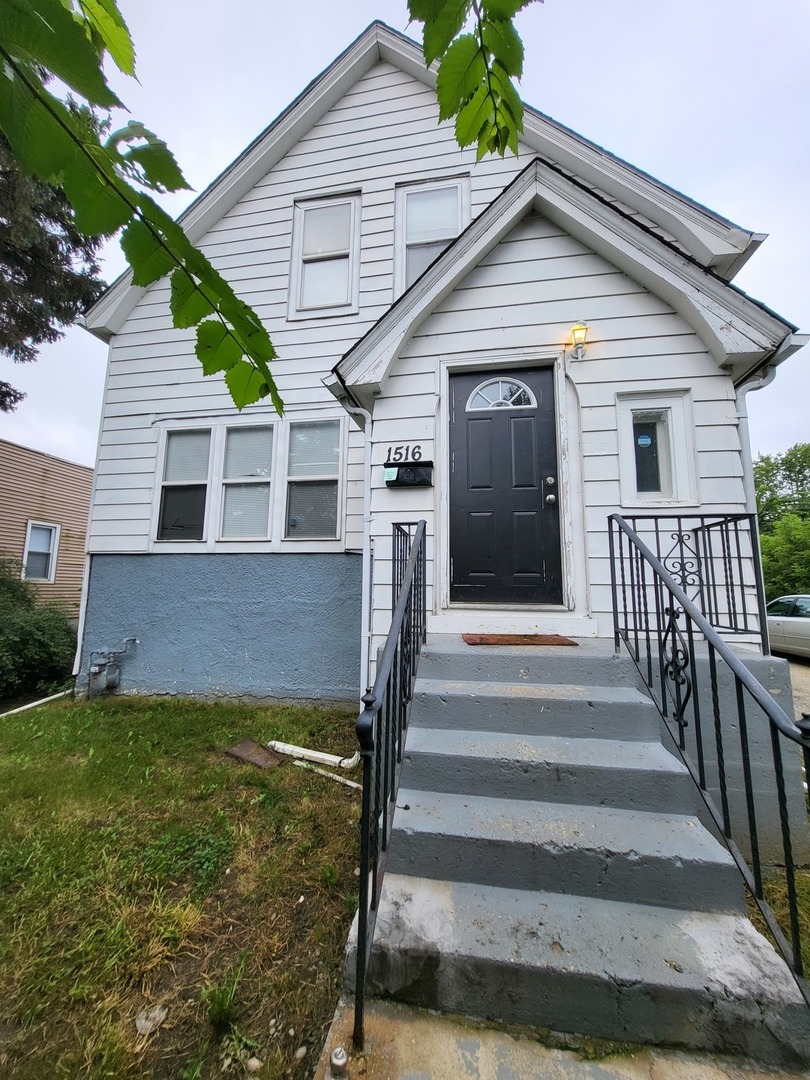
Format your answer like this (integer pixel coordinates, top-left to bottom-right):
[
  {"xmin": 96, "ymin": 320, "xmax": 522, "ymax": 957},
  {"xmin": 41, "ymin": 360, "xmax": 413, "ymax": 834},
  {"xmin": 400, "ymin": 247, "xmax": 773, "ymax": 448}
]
[
  {"xmin": 221, "ymin": 427, "xmax": 272, "ymax": 539},
  {"xmin": 285, "ymin": 421, "xmax": 340, "ymax": 537},
  {"xmin": 158, "ymin": 430, "xmax": 210, "ymax": 540}
]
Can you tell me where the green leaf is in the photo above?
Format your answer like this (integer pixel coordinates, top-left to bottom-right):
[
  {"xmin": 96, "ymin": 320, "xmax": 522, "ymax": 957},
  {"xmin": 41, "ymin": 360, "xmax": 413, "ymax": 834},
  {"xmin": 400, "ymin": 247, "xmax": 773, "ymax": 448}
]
[
  {"xmin": 0, "ymin": 0, "xmax": 122, "ymax": 107},
  {"xmin": 482, "ymin": 17, "xmax": 524, "ymax": 76},
  {"xmin": 120, "ymin": 217, "xmax": 175, "ymax": 287},
  {"xmin": 482, "ymin": 0, "xmax": 537, "ymax": 19},
  {"xmin": 0, "ymin": 69, "xmax": 132, "ymax": 232},
  {"xmin": 435, "ymin": 34, "xmax": 485, "ymax": 120},
  {"xmin": 418, "ymin": 0, "xmax": 471, "ymax": 65},
  {"xmin": 195, "ymin": 320, "xmax": 243, "ymax": 376},
  {"xmin": 169, "ymin": 269, "xmax": 216, "ymax": 329},
  {"xmin": 108, "ymin": 122, "xmax": 190, "ymax": 193},
  {"xmin": 225, "ymin": 360, "xmax": 271, "ymax": 410},
  {"xmin": 79, "ymin": 0, "xmax": 135, "ymax": 76},
  {"xmin": 454, "ymin": 83, "xmax": 492, "ymax": 147}
]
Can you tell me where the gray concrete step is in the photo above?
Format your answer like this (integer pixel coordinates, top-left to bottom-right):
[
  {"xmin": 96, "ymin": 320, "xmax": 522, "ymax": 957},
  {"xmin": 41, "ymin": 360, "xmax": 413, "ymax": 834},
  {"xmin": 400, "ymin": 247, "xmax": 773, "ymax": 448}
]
[
  {"xmin": 410, "ymin": 677, "xmax": 661, "ymax": 740},
  {"xmin": 387, "ymin": 788, "xmax": 743, "ymax": 913},
  {"xmin": 401, "ymin": 728, "xmax": 697, "ymax": 814},
  {"xmin": 348, "ymin": 875, "xmax": 810, "ymax": 1067},
  {"xmin": 419, "ymin": 635, "xmax": 642, "ymax": 687}
]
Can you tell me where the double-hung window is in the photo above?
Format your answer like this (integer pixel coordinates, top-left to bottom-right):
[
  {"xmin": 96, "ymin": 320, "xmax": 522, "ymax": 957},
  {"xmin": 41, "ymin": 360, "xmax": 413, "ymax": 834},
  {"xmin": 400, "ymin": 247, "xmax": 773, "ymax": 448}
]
[
  {"xmin": 157, "ymin": 429, "xmax": 211, "ymax": 540},
  {"xmin": 285, "ymin": 420, "xmax": 340, "ymax": 538},
  {"xmin": 395, "ymin": 178, "xmax": 469, "ymax": 294},
  {"xmin": 23, "ymin": 522, "xmax": 60, "ymax": 582},
  {"xmin": 220, "ymin": 426, "xmax": 273, "ymax": 539},
  {"xmin": 289, "ymin": 194, "xmax": 360, "ymax": 316}
]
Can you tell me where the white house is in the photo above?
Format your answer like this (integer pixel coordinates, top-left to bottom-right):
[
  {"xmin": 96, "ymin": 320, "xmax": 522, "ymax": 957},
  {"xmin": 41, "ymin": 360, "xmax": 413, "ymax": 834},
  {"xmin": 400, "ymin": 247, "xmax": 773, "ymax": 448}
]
[{"xmin": 77, "ymin": 21, "xmax": 805, "ymax": 700}]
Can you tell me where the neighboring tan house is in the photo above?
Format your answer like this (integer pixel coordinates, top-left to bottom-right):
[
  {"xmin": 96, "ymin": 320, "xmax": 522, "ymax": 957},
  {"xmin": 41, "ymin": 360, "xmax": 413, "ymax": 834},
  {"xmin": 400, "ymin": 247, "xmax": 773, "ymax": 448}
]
[
  {"xmin": 0, "ymin": 439, "xmax": 92, "ymax": 623},
  {"xmin": 76, "ymin": 22, "xmax": 805, "ymax": 699}
]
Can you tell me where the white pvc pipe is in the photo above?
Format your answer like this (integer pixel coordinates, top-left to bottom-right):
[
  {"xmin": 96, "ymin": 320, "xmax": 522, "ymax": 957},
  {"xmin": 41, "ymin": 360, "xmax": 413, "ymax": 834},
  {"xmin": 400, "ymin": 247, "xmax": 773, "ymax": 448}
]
[
  {"xmin": 267, "ymin": 739, "xmax": 360, "ymax": 770},
  {"xmin": 293, "ymin": 760, "xmax": 362, "ymax": 789},
  {"xmin": 0, "ymin": 690, "xmax": 71, "ymax": 718}
]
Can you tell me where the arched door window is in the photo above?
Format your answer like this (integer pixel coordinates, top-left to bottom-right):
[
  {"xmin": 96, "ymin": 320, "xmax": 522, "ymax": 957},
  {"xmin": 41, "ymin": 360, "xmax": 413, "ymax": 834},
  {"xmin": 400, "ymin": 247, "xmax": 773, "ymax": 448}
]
[{"xmin": 465, "ymin": 377, "xmax": 537, "ymax": 412}]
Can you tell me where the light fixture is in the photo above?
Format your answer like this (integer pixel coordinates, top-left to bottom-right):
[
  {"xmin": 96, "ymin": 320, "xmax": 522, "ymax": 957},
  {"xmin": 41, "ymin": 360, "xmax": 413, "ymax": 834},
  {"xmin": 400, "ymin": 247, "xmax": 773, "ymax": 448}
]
[{"xmin": 569, "ymin": 321, "xmax": 590, "ymax": 360}]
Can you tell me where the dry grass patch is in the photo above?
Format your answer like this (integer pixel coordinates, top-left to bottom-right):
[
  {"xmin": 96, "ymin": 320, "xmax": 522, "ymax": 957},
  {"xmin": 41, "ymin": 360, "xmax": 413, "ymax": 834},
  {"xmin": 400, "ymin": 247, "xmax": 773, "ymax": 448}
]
[{"xmin": 0, "ymin": 695, "xmax": 360, "ymax": 1078}]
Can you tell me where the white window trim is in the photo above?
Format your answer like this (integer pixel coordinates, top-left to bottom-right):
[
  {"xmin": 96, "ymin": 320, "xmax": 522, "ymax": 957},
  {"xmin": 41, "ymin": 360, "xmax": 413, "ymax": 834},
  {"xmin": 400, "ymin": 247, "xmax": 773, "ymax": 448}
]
[
  {"xmin": 288, "ymin": 193, "xmax": 361, "ymax": 320},
  {"xmin": 22, "ymin": 520, "xmax": 61, "ymax": 583},
  {"xmin": 394, "ymin": 176, "xmax": 471, "ymax": 298},
  {"xmin": 150, "ymin": 413, "xmax": 347, "ymax": 553},
  {"xmin": 616, "ymin": 390, "xmax": 698, "ymax": 507}
]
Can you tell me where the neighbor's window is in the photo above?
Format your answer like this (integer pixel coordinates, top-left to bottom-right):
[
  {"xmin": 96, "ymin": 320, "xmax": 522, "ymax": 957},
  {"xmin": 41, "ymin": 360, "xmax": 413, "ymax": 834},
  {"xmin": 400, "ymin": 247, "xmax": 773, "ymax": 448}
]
[
  {"xmin": 285, "ymin": 420, "xmax": 340, "ymax": 538},
  {"xmin": 616, "ymin": 391, "xmax": 696, "ymax": 506},
  {"xmin": 157, "ymin": 429, "xmax": 211, "ymax": 540},
  {"xmin": 395, "ymin": 178, "xmax": 469, "ymax": 294},
  {"xmin": 289, "ymin": 194, "xmax": 360, "ymax": 316},
  {"xmin": 23, "ymin": 522, "xmax": 59, "ymax": 582},
  {"xmin": 220, "ymin": 426, "xmax": 273, "ymax": 539}
]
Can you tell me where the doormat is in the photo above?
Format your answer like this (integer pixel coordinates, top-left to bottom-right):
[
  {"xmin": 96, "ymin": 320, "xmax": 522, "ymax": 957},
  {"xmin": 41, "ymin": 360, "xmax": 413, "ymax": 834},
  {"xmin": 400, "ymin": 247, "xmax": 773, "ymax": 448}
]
[
  {"xmin": 462, "ymin": 633, "xmax": 578, "ymax": 647},
  {"xmin": 225, "ymin": 739, "xmax": 285, "ymax": 769}
]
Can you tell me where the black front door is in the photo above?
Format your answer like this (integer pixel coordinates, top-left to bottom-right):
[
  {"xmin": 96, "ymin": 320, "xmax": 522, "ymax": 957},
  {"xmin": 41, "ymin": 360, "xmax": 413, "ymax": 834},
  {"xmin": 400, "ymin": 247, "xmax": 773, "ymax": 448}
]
[{"xmin": 449, "ymin": 367, "xmax": 562, "ymax": 604}]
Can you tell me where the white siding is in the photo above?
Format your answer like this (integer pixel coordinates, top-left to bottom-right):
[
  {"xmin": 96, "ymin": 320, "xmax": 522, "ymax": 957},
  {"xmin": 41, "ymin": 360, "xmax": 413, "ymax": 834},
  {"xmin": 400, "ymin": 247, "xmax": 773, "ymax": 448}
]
[
  {"xmin": 366, "ymin": 211, "xmax": 745, "ymax": 644},
  {"xmin": 88, "ymin": 62, "xmax": 529, "ymax": 552}
]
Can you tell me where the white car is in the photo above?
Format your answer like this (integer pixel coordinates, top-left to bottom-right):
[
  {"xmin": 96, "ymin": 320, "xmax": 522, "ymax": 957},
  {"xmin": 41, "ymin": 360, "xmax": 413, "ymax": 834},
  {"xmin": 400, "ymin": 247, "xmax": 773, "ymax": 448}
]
[{"xmin": 767, "ymin": 595, "xmax": 810, "ymax": 659}]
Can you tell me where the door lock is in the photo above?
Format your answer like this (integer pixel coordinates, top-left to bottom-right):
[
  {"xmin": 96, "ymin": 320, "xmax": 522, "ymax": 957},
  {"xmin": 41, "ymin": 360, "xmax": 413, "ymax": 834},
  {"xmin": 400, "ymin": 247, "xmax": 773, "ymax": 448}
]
[{"xmin": 545, "ymin": 476, "xmax": 556, "ymax": 485}]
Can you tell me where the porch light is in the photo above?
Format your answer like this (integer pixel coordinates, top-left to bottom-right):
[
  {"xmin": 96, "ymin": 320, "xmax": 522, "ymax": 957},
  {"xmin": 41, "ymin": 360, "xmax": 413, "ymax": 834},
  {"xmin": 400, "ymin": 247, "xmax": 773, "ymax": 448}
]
[{"xmin": 569, "ymin": 322, "xmax": 590, "ymax": 360}]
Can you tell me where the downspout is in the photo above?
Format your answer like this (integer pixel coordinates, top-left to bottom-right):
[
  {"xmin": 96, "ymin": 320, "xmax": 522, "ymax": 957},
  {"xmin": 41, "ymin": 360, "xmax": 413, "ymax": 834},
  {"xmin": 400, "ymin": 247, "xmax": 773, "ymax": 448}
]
[
  {"xmin": 735, "ymin": 365, "xmax": 778, "ymax": 654},
  {"xmin": 341, "ymin": 401, "xmax": 374, "ymax": 697}
]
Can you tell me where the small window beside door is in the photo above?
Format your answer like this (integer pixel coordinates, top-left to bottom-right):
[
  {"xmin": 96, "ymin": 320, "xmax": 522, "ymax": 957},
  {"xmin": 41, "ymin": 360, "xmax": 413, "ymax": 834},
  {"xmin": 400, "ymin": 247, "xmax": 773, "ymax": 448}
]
[{"xmin": 616, "ymin": 391, "xmax": 697, "ymax": 506}]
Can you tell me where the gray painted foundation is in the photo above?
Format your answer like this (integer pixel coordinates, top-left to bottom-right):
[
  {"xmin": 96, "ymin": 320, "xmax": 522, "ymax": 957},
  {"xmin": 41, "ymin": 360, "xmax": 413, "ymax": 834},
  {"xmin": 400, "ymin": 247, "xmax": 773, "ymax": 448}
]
[{"xmin": 77, "ymin": 552, "xmax": 362, "ymax": 700}]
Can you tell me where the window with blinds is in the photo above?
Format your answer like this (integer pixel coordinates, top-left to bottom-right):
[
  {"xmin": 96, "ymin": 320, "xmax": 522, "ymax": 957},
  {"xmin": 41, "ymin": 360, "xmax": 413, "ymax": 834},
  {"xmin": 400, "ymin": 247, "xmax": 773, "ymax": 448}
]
[
  {"xmin": 154, "ymin": 418, "xmax": 343, "ymax": 546},
  {"xmin": 220, "ymin": 426, "xmax": 273, "ymax": 539},
  {"xmin": 285, "ymin": 420, "xmax": 340, "ymax": 538},
  {"xmin": 157, "ymin": 429, "xmax": 211, "ymax": 540}
]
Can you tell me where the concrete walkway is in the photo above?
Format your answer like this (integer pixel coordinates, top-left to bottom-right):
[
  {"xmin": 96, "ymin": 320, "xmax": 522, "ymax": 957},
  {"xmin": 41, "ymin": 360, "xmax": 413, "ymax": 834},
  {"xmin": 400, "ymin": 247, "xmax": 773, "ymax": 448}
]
[{"xmin": 314, "ymin": 998, "xmax": 809, "ymax": 1080}]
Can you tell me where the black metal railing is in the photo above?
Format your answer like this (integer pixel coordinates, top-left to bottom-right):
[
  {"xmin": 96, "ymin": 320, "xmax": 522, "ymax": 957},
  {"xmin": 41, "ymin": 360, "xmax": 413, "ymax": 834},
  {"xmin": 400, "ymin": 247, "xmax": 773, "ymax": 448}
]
[
  {"xmin": 609, "ymin": 513, "xmax": 810, "ymax": 1002},
  {"xmin": 620, "ymin": 513, "xmax": 768, "ymax": 648},
  {"xmin": 353, "ymin": 521, "xmax": 427, "ymax": 1048}
]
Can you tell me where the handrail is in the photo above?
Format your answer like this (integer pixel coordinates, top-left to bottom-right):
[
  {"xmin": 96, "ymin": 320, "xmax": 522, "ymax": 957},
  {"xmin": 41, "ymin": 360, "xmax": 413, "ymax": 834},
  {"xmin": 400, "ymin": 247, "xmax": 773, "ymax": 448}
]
[
  {"xmin": 353, "ymin": 521, "xmax": 427, "ymax": 1049},
  {"xmin": 609, "ymin": 512, "xmax": 810, "ymax": 1001}
]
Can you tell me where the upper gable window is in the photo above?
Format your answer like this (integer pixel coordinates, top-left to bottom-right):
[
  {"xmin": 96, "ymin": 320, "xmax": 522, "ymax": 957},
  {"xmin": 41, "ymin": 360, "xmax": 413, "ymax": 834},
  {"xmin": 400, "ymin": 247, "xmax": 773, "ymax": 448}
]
[
  {"xmin": 395, "ymin": 178, "xmax": 470, "ymax": 295},
  {"xmin": 289, "ymin": 194, "xmax": 360, "ymax": 318}
]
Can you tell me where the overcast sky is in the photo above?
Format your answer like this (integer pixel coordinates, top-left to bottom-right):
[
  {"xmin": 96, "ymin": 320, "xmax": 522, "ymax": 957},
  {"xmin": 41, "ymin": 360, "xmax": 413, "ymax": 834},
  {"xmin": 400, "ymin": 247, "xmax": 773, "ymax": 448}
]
[{"xmin": 1, "ymin": 0, "xmax": 808, "ymax": 467}]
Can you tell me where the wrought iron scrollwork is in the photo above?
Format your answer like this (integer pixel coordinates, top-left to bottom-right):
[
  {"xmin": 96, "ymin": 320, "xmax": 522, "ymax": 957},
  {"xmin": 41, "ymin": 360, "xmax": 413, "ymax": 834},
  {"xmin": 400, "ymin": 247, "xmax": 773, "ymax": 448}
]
[
  {"xmin": 661, "ymin": 530, "xmax": 701, "ymax": 599},
  {"xmin": 661, "ymin": 605, "xmax": 692, "ymax": 727}
]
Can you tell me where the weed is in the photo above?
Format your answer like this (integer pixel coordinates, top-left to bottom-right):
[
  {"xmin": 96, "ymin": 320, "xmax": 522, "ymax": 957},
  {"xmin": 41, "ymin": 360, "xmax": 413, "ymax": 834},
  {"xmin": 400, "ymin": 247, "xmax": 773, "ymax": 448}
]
[{"xmin": 200, "ymin": 953, "xmax": 246, "ymax": 1038}]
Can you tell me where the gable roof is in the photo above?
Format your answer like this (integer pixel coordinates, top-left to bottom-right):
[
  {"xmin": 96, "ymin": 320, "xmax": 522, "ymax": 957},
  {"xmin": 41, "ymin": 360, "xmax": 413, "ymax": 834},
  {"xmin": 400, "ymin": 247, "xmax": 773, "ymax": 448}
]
[
  {"xmin": 325, "ymin": 157, "xmax": 804, "ymax": 411},
  {"xmin": 84, "ymin": 21, "xmax": 767, "ymax": 341}
]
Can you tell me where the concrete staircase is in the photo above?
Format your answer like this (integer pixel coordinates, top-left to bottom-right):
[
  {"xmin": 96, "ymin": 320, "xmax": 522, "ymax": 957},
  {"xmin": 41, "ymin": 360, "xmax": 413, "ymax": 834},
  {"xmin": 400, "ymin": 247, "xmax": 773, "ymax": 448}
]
[{"xmin": 349, "ymin": 636, "xmax": 810, "ymax": 1066}]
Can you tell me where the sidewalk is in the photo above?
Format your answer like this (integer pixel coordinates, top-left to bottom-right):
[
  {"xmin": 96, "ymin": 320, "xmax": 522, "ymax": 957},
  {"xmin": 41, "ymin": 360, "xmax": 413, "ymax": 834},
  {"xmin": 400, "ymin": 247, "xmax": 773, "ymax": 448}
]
[{"xmin": 314, "ymin": 998, "xmax": 808, "ymax": 1080}]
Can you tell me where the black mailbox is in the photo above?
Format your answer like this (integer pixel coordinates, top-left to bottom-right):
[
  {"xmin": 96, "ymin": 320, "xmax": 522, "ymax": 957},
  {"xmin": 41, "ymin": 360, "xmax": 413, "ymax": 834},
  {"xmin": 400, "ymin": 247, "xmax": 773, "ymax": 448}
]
[{"xmin": 385, "ymin": 461, "xmax": 433, "ymax": 487}]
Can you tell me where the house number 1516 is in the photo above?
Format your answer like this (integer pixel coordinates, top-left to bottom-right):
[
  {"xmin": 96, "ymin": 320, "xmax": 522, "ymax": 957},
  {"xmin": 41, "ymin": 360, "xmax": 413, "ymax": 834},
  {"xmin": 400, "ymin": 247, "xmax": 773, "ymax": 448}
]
[{"xmin": 385, "ymin": 444, "xmax": 422, "ymax": 463}]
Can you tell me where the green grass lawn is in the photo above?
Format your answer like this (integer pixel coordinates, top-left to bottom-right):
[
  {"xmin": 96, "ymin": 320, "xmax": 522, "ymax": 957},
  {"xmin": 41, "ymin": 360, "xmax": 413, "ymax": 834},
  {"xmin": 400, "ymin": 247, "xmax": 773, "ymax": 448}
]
[{"xmin": 0, "ymin": 695, "xmax": 360, "ymax": 1079}]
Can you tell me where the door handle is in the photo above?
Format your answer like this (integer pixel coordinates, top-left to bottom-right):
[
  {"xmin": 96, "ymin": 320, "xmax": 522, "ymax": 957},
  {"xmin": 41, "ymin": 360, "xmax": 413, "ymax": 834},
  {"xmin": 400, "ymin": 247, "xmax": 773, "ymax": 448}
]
[{"xmin": 545, "ymin": 494, "xmax": 556, "ymax": 505}]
